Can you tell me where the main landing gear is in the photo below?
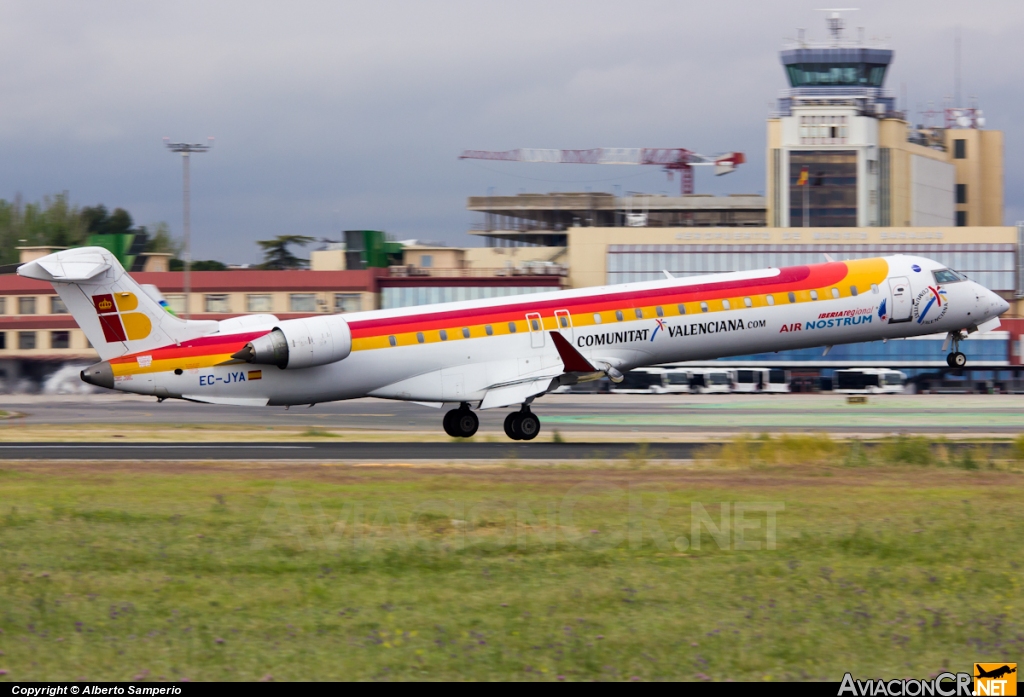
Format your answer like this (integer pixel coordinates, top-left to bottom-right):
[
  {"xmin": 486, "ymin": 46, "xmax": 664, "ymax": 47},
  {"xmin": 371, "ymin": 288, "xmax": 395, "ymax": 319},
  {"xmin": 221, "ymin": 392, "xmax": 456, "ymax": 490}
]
[
  {"xmin": 443, "ymin": 403, "xmax": 479, "ymax": 438},
  {"xmin": 946, "ymin": 331, "xmax": 968, "ymax": 368},
  {"xmin": 504, "ymin": 406, "xmax": 540, "ymax": 441}
]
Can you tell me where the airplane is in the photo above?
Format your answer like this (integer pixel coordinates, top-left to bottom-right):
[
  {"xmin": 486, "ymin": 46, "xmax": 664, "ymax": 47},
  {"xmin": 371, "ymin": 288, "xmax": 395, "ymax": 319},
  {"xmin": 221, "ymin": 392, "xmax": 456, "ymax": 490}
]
[
  {"xmin": 18, "ymin": 247, "xmax": 1009, "ymax": 440},
  {"xmin": 975, "ymin": 665, "xmax": 1017, "ymax": 680}
]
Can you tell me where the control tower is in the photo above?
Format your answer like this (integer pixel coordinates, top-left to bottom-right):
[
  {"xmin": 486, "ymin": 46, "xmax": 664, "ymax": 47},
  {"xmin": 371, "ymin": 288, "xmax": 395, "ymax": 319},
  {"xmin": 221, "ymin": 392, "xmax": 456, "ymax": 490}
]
[{"xmin": 766, "ymin": 11, "xmax": 1002, "ymax": 229}]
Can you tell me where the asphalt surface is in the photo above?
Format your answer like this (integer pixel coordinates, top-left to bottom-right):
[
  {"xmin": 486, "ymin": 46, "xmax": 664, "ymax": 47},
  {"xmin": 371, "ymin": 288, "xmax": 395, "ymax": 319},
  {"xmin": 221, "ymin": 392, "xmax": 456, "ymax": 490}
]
[
  {"xmin": 5, "ymin": 392, "xmax": 1024, "ymax": 434},
  {"xmin": 0, "ymin": 441, "xmax": 705, "ymax": 460}
]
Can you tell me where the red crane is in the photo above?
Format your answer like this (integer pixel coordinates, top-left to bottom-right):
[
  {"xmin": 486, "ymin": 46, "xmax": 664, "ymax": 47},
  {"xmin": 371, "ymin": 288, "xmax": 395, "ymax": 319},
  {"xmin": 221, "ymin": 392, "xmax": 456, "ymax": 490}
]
[{"xmin": 458, "ymin": 147, "xmax": 745, "ymax": 195}]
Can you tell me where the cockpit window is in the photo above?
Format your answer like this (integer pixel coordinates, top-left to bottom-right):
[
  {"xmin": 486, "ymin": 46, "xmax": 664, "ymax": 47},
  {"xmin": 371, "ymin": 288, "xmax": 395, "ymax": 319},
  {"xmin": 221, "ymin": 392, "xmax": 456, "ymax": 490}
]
[{"xmin": 933, "ymin": 269, "xmax": 963, "ymax": 284}]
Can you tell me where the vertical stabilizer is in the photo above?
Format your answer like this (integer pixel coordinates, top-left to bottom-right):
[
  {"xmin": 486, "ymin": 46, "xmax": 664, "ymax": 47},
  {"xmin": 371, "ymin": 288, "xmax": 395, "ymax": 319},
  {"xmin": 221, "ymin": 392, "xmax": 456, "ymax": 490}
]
[{"xmin": 17, "ymin": 247, "xmax": 218, "ymax": 360}]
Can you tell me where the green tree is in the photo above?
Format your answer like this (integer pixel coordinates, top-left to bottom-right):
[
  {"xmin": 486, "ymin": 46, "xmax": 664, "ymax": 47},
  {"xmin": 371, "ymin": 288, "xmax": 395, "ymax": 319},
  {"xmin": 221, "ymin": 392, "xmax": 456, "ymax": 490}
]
[
  {"xmin": 144, "ymin": 222, "xmax": 182, "ymax": 257},
  {"xmin": 257, "ymin": 235, "xmax": 314, "ymax": 270},
  {"xmin": 0, "ymin": 193, "xmax": 87, "ymax": 265}
]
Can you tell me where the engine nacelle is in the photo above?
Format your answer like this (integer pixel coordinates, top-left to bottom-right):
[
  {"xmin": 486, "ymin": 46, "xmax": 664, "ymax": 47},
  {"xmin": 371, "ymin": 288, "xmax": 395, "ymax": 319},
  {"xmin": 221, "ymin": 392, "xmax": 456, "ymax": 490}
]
[{"xmin": 232, "ymin": 315, "xmax": 352, "ymax": 369}]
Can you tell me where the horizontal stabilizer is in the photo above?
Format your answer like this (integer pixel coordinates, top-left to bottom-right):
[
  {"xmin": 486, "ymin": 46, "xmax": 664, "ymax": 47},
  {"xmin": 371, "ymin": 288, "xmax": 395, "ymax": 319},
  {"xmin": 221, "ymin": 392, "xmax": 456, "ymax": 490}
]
[
  {"xmin": 19, "ymin": 253, "xmax": 110, "ymax": 282},
  {"xmin": 549, "ymin": 331, "xmax": 596, "ymax": 372}
]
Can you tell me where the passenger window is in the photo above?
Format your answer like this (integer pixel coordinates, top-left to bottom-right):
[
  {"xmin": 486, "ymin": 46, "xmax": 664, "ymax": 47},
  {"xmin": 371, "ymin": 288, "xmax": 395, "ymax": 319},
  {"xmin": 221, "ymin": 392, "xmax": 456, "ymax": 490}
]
[
  {"xmin": 810, "ymin": 290, "xmax": 819, "ymax": 301},
  {"xmin": 788, "ymin": 292, "xmax": 796, "ymax": 303},
  {"xmin": 388, "ymin": 335, "xmax": 397, "ymax": 347},
  {"xmin": 850, "ymin": 286, "xmax": 858, "ymax": 297},
  {"xmin": 439, "ymin": 330, "xmax": 448, "ymax": 341},
  {"xmin": 593, "ymin": 313, "xmax": 602, "ymax": 324},
  {"xmin": 485, "ymin": 325, "xmax": 493, "ymax": 336},
  {"xmin": 700, "ymin": 302, "xmax": 709, "ymax": 313},
  {"xmin": 634, "ymin": 308, "xmax": 643, "ymax": 319},
  {"xmin": 462, "ymin": 327, "xmax": 470, "ymax": 338},
  {"xmin": 416, "ymin": 332, "xmax": 424, "ymax": 344},
  {"xmin": 508, "ymin": 322, "xmax": 517, "ymax": 333},
  {"xmin": 744, "ymin": 297, "xmax": 752, "ymax": 308},
  {"xmin": 677, "ymin": 304, "xmax": 686, "ymax": 315},
  {"xmin": 766, "ymin": 295, "xmax": 775, "ymax": 306},
  {"xmin": 615, "ymin": 310, "xmax": 624, "ymax": 321},
  {"xmin": 831, "ymin": 288, "xmax": 840, "ymax": 299},
  {"xmin": 530, "ymin": 319, "xmax": 540, "ymax": 331},
  {"xmin": 722, "ymin": 299, "xmax": 731, "ymax": 310},
  {"xmin": 656, "ymin": 306, "xmax": 664, "ymax": 317},
  {"xmin": 559, "ymin": 315, "xmax": 569, "ymax": 328},
  {"xmin": 871, "ymin": 284, "xmax": 879, "ymax": 294}
]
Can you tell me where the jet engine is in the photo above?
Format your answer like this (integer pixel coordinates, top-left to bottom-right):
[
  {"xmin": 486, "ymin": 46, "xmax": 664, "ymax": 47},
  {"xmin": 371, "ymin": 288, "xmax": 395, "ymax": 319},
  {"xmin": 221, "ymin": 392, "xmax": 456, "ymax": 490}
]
[{"xmin": 231, "ymin": 315, "xmax": 352, "ymax": 369}]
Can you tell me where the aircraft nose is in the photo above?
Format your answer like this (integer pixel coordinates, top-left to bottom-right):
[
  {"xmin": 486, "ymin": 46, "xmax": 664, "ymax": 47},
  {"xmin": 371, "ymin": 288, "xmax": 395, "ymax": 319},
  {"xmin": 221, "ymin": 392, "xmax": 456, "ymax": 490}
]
[{"xmin": 978, "ymin": 288, "xmax": 1011, "ymax": 317}]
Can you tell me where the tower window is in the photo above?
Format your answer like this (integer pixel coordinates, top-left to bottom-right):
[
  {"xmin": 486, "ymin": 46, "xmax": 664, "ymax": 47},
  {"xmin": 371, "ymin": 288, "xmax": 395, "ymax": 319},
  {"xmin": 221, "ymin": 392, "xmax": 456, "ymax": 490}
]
[
  {"xmin": 954, "ymin": 139, "xmax": 966, "ymax": 159},
  {"xmin": 956, "ymin": 183, "xmax": 967, "ymax": 205}
]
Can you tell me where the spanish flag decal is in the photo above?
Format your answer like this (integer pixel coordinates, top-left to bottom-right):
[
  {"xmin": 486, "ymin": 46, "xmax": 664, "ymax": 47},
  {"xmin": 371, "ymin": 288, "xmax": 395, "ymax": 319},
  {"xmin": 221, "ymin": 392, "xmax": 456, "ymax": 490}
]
[{"xmin": 248, "ymin": 370, "xmax": 262, "ymax": 381}]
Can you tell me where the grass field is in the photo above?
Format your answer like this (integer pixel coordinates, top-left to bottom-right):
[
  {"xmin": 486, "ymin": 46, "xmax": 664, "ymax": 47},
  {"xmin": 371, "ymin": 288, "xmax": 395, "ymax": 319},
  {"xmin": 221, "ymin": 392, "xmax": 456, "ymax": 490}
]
[{"xmin": 0, "ymin": 439, "xmax": 1021, "ymax": 681}]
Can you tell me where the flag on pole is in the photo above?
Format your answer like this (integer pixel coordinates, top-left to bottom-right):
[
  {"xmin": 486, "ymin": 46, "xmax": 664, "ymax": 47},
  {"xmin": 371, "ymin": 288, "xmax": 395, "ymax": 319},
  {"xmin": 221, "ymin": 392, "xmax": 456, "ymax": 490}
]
[{"xmin": 796, "ymin": 166, "xmax": 809, "ymax": 186}]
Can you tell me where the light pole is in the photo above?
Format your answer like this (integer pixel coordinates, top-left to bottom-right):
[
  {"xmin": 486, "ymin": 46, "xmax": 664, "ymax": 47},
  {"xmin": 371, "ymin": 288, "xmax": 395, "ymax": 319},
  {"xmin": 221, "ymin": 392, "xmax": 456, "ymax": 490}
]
[{"xmin": 164, "ymin": 137, "xmax": 213, "ymax": 319}]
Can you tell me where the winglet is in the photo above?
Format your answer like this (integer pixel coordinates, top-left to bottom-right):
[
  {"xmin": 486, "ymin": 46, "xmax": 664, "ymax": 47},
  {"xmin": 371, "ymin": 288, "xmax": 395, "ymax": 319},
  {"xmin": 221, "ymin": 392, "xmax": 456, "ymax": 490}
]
[{"xmin": 549, "ymin": 331, "xmax": 597, "ymax": 372}]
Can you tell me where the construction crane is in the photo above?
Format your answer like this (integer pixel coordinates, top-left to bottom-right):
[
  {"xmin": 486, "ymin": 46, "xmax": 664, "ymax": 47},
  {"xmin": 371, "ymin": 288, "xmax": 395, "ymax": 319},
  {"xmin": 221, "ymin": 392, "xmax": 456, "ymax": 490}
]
[{"xmin": 458, "ymin": 148, "xmax": 745, "ymax": 194}]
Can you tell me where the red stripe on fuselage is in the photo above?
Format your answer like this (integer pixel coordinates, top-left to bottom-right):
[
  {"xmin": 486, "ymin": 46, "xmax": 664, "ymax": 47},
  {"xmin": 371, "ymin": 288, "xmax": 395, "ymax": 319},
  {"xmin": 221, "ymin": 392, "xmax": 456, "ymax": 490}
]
[
  {"xmin": 109, "ymin": 330, "xmax": 269, "ymax": 365},
  {"xmin": 347, "ymin": 263, "xmax": 843, "ymax": 338}
]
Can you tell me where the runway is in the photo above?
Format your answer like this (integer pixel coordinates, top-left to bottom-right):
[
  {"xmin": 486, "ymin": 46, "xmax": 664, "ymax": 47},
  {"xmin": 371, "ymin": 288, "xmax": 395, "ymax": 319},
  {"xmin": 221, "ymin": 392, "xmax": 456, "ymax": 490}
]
[
  {"xmin": 0, "ymin": 441, "xmax": 706, "ymax": 460},
  {"xmin": 4, "ymin": 393, "xmax": 1024, "ymax": 435}
]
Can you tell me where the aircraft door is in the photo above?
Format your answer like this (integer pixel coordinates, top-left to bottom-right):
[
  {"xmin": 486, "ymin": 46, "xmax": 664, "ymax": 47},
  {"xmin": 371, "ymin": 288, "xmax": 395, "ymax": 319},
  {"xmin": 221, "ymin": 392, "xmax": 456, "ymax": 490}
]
[
  {"xmin": 888, "ymin": 277, "xmax": 913, "ymax": 323},
  {"xmin": 553, "ymin": 309, "xmax": 573, "ymax": 342},
  {"xmin": 526, "ymin": 312, "xmax": 545, "ymax": 348}
]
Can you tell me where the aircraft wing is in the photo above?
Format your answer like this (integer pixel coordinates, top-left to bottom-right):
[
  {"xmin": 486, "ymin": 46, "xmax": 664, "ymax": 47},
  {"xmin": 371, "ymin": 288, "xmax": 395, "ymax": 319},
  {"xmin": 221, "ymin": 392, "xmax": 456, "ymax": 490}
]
[
  {"xmin": 477, "ymin": 331, "xmax": 604, "ymax": 409},
  {"xmin": 479, "ymin": 376, "xmax": 558, "ymax": 410}
]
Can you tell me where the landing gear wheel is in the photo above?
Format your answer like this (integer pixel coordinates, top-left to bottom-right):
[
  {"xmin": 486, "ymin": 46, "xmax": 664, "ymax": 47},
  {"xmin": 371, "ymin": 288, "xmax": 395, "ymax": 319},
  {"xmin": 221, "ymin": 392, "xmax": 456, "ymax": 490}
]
[
  {"xmin": 443, "ymin": 409, "xmax": 458, "ymax": 437},
  {"xmin": 454, "ymin": 409, "xmax": 479, "ymax": 438},
  {"xmin": 445, "ymin": 407, "xmax": 478, "ymax": 438},
  {"xmin": 517, "ymin": 412, "xmax": 540, "ymax": 441},
  {"xmin": 949, "ymin": 351, "xmax": 967, "ymax": 368},
  {"xmin": 504, "ymin": 412, "xmax": 522, "ymax": 440}
]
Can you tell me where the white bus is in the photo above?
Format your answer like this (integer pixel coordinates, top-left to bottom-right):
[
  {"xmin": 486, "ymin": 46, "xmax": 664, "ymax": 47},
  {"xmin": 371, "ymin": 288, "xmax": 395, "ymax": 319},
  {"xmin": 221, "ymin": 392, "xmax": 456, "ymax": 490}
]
[
  {"xmin": 730, "ymin": 368, "xmax": 791, "ymax": 394},
  {"xmin": 833, "ymin": 368, "xmax": 907, "ymax": 394},
  {"xmin": 688, "ymin": 369, "xmax": 733, "ymax": 394},
  {"xmin": 610, "ymin": 367, "xmax": 691, "ymax": 394}
]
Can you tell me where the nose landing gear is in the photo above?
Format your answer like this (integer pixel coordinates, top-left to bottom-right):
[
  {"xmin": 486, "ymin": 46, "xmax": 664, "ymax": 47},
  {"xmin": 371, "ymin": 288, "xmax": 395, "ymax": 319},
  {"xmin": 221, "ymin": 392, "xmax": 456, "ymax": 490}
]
[
  {"xmin": 945, "ymin": 331, "xmax": 968, "ymax": 368},
  {"xmin": 443, "ymin": 404, "xmax": 479, "ymax": 438},
  {"xmin": 504, "ymin": 407, "xmax": 540, "ymax": 441}
]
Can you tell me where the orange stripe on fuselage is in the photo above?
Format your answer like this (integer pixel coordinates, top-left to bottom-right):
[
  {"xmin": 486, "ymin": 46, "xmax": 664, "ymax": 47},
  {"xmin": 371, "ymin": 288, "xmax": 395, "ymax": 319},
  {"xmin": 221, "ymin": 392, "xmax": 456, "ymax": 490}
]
[{"xmin": 106, "ymin": 258, "xmax": 889, "ymax": 376}]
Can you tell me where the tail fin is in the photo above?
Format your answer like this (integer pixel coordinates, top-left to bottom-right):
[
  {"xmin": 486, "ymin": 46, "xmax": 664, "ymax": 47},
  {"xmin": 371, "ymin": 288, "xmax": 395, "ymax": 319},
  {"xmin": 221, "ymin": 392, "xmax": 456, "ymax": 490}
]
[{"xmin": 18, "ymin": 247, "xmax": 218, "ymax": 360}]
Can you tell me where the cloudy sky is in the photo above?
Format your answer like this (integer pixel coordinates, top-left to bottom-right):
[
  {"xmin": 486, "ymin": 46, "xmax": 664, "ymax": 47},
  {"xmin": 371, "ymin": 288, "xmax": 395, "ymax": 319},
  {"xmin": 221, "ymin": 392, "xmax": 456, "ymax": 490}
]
[{"xmin": 1, "ymin": 0, "xmax": 1022, "ymax": 264}]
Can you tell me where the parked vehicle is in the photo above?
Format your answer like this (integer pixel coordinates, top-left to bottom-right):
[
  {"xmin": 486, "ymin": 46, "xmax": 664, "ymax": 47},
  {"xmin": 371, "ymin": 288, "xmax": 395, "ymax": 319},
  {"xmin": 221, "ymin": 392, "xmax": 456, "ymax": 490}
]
[
  {"xmin": 688, "ymin": 369, "xmax": 733, "ymax": 394},
  {"xmin": 611, "ymin": 368, "xmax": 690, "ymax": 394},
  {"xmin": 730, "ymin": 368, "xmax": 791, "ymax": 393},
  {"xmin": 833, "ymin": 368, "xmax": 907, "ymax": 394}
]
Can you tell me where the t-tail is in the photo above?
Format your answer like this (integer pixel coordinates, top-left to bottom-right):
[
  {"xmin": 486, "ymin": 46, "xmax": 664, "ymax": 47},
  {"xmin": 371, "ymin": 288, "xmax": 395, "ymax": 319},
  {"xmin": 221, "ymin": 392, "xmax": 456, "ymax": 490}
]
[{"xmin": 17, "ymin": 247, "xmax": 218, "ymax": 372}]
